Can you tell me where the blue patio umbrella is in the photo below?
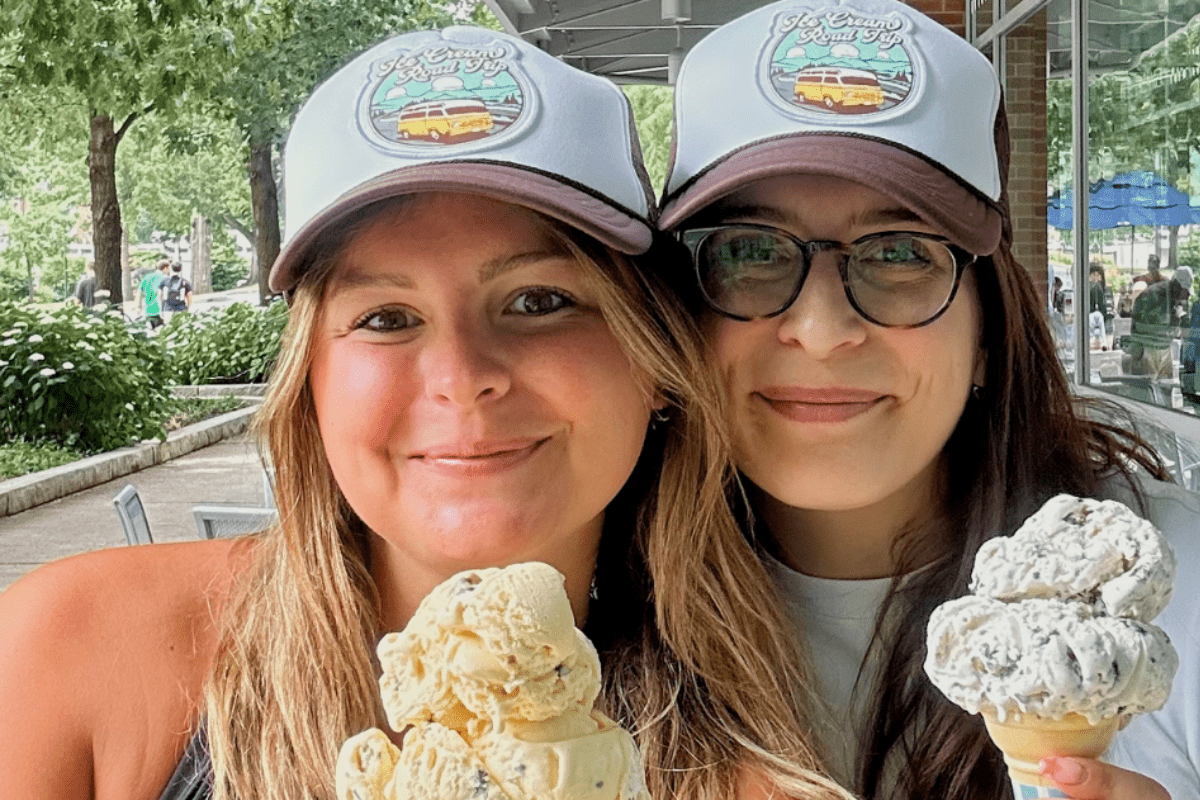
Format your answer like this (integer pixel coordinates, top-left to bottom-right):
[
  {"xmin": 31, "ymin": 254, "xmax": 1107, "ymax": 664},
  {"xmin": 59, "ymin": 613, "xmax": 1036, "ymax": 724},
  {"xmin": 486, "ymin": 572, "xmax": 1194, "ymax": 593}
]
[{"xmin": 1047, "ymin": 170, "xmax": 1200, "ymax": 229}]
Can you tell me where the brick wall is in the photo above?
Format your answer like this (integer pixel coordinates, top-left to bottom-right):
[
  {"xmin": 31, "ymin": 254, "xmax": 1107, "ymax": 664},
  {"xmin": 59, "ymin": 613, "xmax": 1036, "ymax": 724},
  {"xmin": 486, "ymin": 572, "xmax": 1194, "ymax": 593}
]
[
  {"xmin": 901, "ymin": 2, "xmax": 1050, "ymax": 302},
  {"xmin": 1002, "ymin": 10, "xmax": 1050, "ymax": 302}
]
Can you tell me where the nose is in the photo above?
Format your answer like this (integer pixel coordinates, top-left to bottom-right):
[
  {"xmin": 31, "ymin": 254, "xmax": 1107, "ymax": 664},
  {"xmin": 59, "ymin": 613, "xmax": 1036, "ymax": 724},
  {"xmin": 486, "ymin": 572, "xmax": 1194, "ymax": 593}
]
[
  {"xmin": 774, "ymin": 252, "xmax": 868, "ymax": 356},
  {"xmin": 421, "ymin": 319, "xmax": 512, "ymax": 407}
]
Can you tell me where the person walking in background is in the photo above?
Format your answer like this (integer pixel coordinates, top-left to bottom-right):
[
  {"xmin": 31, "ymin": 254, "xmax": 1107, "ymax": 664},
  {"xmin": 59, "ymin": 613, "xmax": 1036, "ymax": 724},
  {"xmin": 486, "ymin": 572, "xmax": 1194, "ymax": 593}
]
[
  {"xmin": 1134, "ymin": 253, "xmax": 1166, "ymax": 286},
  {"xmin": 1128, "ymin": 265, "xmax": 1192, "ymax": 377},
  {"xmin": 161, "ymin": 261, "xmax": 193, "ymax": 321},
  {"xmin": 139, "ymin": 260, "xmax": 169, "ymax": 330},
  {"xmin": 1116, "ymin": 282, "xmax": 1136, "ymax": 317},
  {"xmin": 1183, "ymin": 283, "xmax": 1200, "ymax": 400},
  {"xmin": 71, "ymin": 262, "xmax": 97, "ymax": 308},
  {"xmin": 1088, "ymin": 261, "xmax": 1109, "ymax": 350}
]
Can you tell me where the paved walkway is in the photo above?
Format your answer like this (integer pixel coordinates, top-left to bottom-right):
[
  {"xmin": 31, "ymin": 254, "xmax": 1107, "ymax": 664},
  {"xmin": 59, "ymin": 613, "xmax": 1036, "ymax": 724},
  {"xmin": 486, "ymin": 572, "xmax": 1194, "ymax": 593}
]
[{"xmin": 0, "ymin": 437, "xmax": 267, "ymax": 593}]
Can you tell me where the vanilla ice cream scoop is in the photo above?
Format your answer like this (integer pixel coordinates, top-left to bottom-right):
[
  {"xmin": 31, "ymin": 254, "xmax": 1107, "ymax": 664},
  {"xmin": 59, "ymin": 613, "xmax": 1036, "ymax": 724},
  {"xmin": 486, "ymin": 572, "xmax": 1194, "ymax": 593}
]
[
  {"xmin": 925, "ymin": 595, "xmax": 1177, "ymax": 724},
  {"xmin": 970, "ymin": 494, "xmax": 1176, "ymax": 621},
  {"xmin": 378, "ymin": 563, "xmax": 602, "ymax": 739},
  {"xmin": 338, "ymin": 563, "xmax": 651, "ymax": 800}
]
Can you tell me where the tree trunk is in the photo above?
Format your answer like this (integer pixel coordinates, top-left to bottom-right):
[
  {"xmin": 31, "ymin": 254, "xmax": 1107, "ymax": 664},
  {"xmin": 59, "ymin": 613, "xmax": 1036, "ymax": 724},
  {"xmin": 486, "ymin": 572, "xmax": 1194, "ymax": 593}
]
[
  {"xmin": 248, "ymin": 136, "xmax": 281, "ymax": 305},
  {"xmin": 222, "ymin": 214, "xmax": 257, "ymax": 286},
  {"xmin": 1168, "ymin": 225, "xmax": 1179, "ymax": 271},
  {"xmin": 120, "ymin": 225, "xmax": 131, "ymax": 308},
  {"xmin": 88, "ymin": 114, "xmax": 123, "ymax": 304},
  {"xmin": 191, "ymin": 214, "xmax": 212, "ymax": 293}
]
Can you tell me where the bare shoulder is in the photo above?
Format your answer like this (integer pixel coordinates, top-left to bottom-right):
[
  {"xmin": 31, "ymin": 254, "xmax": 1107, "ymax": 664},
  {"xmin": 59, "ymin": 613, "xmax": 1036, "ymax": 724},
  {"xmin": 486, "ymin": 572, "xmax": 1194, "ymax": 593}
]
[
  {"xmin": 0, "ymin": 538, "xmax": 245, "ymax": 659},
  {"xmin": 0, "ymin": 539, "xmax": 249, "ymax": 799}
]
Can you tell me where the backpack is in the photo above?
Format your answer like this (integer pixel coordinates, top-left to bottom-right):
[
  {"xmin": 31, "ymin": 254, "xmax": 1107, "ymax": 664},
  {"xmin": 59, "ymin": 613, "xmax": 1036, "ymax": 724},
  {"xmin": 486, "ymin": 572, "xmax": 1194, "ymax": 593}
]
[{"xmin": 166, "ymin": 274, "xmax": 184, "ymax": 304}]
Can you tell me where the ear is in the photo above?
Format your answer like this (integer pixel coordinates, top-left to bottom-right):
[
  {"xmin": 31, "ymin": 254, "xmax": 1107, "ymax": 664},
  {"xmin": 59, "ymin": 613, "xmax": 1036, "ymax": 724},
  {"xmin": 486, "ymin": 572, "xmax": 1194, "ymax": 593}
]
[{"xmin": 973, "ymin": 347, "xmax": 988, "ymax": 388}]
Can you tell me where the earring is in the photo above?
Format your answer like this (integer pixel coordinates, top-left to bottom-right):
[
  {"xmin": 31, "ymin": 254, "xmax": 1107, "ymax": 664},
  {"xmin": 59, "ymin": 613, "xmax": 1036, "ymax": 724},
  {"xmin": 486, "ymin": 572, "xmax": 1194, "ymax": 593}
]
[
  {"xmin": 649, "ymin": 408, "xmax": 670, "ymax": 430},
  {"xmin": 970, "ymin": 384, "xmax": 985, "ymax": 401}
]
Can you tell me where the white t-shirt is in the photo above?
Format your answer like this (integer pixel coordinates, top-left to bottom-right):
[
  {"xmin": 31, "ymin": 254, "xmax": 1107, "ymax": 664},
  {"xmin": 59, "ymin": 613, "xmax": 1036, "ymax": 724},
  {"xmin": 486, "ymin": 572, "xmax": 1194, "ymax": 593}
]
[
  {"xmin": 763, "ymin": 553, "xmax": 891, "ymax": 788},
  {"xmin": 764, "ymin": 474, "xmax": 1200, "ymax": 798},
  {"xmin": 1101, "ymin": 475, "xmax": 1200, "ymax": 799}
]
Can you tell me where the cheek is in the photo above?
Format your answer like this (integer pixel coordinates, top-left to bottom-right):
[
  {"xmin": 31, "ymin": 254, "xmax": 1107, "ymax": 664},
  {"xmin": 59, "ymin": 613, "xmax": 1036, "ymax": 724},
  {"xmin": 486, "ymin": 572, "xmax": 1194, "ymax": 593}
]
[
  {"xmin": 310, "ymin": 340, "xmax": 418, "ymax": 458},
  {"xmin": 709, "ymin": 319, "xmax": 755, "ymax": 393},
  {"xmin": 549, "ymin": 328, "xmax": 650, "ymax": 425}
]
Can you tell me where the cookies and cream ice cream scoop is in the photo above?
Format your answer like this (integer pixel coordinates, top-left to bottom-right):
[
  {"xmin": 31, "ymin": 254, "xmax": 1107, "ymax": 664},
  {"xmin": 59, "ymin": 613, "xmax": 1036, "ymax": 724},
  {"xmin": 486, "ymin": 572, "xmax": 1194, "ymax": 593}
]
[{"xmin": 924, "ymin": 494, "xmax": 1178, "ymax": 795}]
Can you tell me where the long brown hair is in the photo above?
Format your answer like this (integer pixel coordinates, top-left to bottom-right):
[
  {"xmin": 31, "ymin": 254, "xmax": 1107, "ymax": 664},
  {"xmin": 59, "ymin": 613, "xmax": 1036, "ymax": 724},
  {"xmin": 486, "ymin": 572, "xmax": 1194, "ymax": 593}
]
[
  {"xmin": 855, "ymin": 239, "xmax": 1169, "ymax": 799},
  {"xmin": 201, "ymin": 197, "xmax": 854, "ymax": 800}
]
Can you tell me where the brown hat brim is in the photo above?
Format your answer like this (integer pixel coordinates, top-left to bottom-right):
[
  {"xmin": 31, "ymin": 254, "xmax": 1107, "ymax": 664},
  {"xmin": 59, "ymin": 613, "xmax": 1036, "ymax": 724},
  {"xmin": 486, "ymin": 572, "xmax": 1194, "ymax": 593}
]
[
  {"xmin": 659, "ymin": 133, "xmax": 1004, "ymax": 257},
  {"xmin": 269, "ymin": 162, "xmax": 654, "ymax": 294}
]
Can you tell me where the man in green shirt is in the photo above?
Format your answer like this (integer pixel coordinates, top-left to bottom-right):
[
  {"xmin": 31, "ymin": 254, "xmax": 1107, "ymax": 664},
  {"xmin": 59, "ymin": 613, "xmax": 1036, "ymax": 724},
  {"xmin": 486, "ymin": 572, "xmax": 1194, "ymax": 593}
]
[{"xmin": 140, "ymin": 260, "xmax": 170, "ymax": 330}]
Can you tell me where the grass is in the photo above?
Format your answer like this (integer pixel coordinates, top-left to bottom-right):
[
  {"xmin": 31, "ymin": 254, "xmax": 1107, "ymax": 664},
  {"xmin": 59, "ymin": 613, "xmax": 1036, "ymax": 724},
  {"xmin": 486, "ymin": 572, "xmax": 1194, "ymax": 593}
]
[
  {"xmin": 1, "ymin": 396, "xmax": 252, "ymax": 480},
  {"xmin": 0, "ymin": 440, "xmax": 84, "ymax": 480},
  {"xmin": 162, "ymin": 395, "xmax": 250, "ymax": 432}
]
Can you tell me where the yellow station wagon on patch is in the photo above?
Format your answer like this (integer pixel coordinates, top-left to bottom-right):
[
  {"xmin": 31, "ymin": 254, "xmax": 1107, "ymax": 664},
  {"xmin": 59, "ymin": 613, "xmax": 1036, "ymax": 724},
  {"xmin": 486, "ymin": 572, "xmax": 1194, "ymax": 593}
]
[
  {"xmin": 793, "ymin": 67, "xmax": 885, "ymax": 109},
  {"xmin": 397, "ymin": 98, "xmax": 494, "ymax": 140}
]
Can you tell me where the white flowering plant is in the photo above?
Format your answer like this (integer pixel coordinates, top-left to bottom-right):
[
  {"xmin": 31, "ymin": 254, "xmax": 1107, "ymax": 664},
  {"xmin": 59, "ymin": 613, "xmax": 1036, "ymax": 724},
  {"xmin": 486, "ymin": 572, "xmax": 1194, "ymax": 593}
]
[
  {"xmin": 0, "ymin": 301, "xmax": 173, "ymax": 452},
  {"xmin": 158, "ymin": 299, "xmax": 287, "ymax": 385}
]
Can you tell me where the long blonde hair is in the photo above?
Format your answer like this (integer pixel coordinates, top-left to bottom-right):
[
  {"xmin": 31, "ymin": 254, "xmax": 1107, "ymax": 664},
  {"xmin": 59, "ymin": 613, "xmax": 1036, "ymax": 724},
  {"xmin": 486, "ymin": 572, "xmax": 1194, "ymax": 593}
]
[{"xmin": 201, "ymin": 198, "xmax": 853, "ymax": 800}]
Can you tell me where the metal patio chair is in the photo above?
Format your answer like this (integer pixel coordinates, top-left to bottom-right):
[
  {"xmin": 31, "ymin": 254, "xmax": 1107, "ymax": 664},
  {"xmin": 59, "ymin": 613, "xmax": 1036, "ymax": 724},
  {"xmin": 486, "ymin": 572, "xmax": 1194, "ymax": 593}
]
[
  {"xmin": 113, "ymin": 484, "xmax": 153, "ymax": 546},
  {"xmin": 192, "ymin": 504, "xmax": 278, "ymax": 540}
]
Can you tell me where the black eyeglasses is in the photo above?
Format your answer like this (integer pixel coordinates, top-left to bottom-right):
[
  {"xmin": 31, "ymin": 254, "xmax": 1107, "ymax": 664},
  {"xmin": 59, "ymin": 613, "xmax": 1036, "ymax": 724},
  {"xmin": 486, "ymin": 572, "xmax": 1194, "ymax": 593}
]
[{"xmin": 678, "ymin": 224, "xmax": 976, "ymax": 328}]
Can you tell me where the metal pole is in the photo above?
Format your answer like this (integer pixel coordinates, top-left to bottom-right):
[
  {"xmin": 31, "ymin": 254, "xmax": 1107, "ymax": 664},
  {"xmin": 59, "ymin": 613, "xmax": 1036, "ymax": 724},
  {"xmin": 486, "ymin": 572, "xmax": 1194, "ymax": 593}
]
[{"xmin": 1072, "ymin": 0, "xmax": 1090, "ymax": 385}]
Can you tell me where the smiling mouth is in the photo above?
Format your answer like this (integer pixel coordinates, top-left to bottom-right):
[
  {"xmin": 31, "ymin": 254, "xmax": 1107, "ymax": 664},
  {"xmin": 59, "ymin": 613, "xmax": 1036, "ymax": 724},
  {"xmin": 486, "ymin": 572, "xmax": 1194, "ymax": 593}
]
[
  {"xmin": 756, "ymin": 391, "xmax": 886, "ymax": 423},
  {"xmin": 414, "ymin": 438, "xmax": 549, "ymax": 475}
]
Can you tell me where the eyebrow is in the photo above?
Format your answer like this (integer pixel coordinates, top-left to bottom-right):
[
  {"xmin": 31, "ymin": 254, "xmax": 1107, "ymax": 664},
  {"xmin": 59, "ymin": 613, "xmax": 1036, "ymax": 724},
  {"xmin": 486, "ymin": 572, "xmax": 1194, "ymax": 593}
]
[
  {"xmin": 477, "ymin": 249, "xmax": 571, "ymax": 282},
  {"xmin": 328, "ymin": 249, "xmax": 571, "ymax": 295},
  {"xmin": 704, "ymin": 202, "xmax": 927, "ymax": 231},
  {"xmin": 327, "ymin": 270, "xmax": 415, "ymax": 293}
]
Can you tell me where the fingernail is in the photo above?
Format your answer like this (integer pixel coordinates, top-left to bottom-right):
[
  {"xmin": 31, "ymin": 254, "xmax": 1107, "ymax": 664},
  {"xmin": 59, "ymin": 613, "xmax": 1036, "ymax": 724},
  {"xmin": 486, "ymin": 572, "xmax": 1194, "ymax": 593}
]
[{"xmin": 1040, "ymin": 757, "xmax": 1087, "ymax": 785}]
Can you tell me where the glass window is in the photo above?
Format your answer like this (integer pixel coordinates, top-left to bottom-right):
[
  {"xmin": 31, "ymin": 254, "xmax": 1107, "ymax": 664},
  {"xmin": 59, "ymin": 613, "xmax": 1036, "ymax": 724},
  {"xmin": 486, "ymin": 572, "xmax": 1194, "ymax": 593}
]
[{"xmin": 1038, "ymin": 1, "xmax": 1200, "ymax": 413}]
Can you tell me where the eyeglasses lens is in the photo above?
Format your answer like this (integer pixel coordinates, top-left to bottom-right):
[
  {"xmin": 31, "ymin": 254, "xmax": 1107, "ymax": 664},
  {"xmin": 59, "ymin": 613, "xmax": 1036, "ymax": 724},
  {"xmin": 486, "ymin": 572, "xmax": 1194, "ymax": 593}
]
[
  {"xmin": 694, "ymin": 228, "xmax": 958, "ymax": 327},
  {"xmin": 694, "ymin": 229, "xmax": 801, "ymax": 320},
  {"xmin": 845, "ymin": 234, "xmax": 957, "ymax": 326}
]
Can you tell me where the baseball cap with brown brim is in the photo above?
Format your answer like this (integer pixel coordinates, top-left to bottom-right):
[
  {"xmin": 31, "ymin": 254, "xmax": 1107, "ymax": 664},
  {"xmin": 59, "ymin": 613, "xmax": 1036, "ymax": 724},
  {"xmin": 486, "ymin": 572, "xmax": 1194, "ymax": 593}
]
[
  {"xmin": 659, "ymin": 0, "xmax": 1006, "ymax": 257},
  {"xmin": 269, "ymin": 26, "xmax": 655, "ymax": 294}
]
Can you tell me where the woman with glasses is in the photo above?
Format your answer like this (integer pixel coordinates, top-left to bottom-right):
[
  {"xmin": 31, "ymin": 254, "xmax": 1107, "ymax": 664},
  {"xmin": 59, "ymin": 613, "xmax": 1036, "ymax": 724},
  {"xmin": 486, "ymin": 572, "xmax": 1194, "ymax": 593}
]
[{"xmin": 660, "ymin": 1, "xmax": 1200, "ymax": 799}]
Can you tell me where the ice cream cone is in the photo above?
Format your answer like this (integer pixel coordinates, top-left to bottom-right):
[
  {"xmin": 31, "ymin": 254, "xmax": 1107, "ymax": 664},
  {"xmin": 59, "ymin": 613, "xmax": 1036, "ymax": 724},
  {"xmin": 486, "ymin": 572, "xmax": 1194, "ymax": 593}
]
[{"xmin": 981, "ymin": 712, "xmax": 1120, "ymax": 798}]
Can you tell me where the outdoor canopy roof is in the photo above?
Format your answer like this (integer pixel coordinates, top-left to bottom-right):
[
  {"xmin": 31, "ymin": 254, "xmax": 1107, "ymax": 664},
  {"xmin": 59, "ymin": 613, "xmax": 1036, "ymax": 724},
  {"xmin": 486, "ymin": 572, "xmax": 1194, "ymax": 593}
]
[
  {"xmin": 481, "ymin": 0, "xmax": 766, "ymax": 84},
  {"xmin": 1047, "ymin": 171, "xmax": 1200, "ymax": 230},
  {"xmin": 483, "ymin": 1, "xmax": 1200, "ymax": 85}
]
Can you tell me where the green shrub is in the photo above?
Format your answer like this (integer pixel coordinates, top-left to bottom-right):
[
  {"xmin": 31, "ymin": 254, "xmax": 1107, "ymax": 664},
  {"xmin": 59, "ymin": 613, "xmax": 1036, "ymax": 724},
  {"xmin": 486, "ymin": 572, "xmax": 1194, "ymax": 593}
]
[
  {"xmin": 0, "ymin": 440, "xmax": 83, "ymax": 480},
  {"xmin": 159, "ymin": 300, "xmax": 288, "ymax": 384},
  {"xmin": 0, "ymin": 301, "xmax": 174, "ymax": 453},
  {"xmin": 211, "ymin": 228, "xmax": 250, "ymax": 292},
  {"xmin": 163, "ymin": 395, "xmax": 248, "ymax": 431}
]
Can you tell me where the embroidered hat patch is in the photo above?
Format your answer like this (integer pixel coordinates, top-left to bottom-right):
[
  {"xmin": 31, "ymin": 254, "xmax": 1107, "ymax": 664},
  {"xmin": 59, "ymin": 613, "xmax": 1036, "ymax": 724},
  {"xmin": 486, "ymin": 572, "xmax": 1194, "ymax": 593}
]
[
  {"xmin": 360, "ymin": 38, "xmax": 532, "ymax": 149},
  {"xmin": 763, "ymin": 6, "xmax": 918, "ymax": 120}
]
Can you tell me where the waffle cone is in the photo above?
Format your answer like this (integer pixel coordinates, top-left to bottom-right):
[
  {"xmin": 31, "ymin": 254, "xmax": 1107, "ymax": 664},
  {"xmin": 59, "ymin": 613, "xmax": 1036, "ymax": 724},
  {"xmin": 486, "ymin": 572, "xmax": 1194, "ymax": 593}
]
[{"xmin": 982, "ymin": 712, "xmax": 1120, "ymax": 788}]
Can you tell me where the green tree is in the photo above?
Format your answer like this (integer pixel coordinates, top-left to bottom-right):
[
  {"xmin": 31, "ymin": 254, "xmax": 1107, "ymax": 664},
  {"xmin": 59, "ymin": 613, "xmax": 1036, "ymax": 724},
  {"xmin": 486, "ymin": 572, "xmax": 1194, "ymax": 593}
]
[
  {"xmin": 118, "ymin": 110, "xmax": 253, "ymax": 283},
  {"xmin": 0, "ymin": 0, "xmax": 286, "ymax": 303},
  {"xmin": 211, "ymin": 0, "xmax": 496, "ymax": 304},
  {"xmin": 623, "ymin": 84, "xmax": 674, "ymax": 193},
  {"xmin": 1047, "ymin": 14, "xmax": 1200, "ymax": 270},
  {"xmin": 0, "ymin": 114, "xmax": 89, "ymax": 303}
]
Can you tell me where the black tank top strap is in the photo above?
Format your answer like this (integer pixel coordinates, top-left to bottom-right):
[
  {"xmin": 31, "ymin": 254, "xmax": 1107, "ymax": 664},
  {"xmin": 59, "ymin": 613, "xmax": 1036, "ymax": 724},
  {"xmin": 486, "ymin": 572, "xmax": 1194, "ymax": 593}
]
[{"xmin": 158, "ymin": 725, "xmax": 213, "ymax": 800}]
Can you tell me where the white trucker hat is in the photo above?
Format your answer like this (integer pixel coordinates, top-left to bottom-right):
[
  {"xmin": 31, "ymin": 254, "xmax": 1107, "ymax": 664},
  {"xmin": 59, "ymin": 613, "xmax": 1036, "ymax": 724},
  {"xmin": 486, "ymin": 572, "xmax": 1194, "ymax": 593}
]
[
  {"xmin": 270, "ymin": 26, "xmax": 656, "ymax": 293},
  {"xmin": 660, "ymin": 0, "xmax": 1007, "ymax": 256}
]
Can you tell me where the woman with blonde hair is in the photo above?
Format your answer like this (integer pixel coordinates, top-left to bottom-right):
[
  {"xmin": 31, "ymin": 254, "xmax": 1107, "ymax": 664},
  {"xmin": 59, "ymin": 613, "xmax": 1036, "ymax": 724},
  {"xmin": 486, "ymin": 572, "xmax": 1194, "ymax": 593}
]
[{"xmin": 0, "ymin": 26, "xmax": 851, "ymax": 800}]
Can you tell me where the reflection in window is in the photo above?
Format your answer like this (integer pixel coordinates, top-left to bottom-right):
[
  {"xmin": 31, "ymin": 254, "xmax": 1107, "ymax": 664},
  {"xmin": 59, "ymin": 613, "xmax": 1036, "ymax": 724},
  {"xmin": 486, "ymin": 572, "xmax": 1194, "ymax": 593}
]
[{"xmin": 1044, "ymin": 0, "xmax": 1200, "ymax": 413}]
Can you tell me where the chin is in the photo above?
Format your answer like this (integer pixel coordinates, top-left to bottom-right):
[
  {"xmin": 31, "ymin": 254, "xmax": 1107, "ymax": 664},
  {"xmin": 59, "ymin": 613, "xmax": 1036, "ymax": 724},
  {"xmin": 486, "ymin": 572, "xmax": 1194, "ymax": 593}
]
[{"xmin": 751, "ymin": 463, "xmax": 899, "ymax": 512}]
